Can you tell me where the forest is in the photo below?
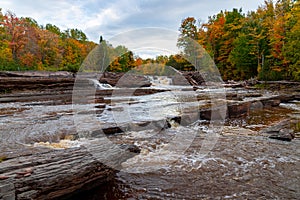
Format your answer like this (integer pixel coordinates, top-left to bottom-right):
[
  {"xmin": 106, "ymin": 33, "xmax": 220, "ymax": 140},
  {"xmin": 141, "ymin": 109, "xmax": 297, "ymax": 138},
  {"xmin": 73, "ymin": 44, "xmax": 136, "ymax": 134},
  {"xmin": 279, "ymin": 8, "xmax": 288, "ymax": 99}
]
[{"xmin": 0, "ymin": 0, "xmax": 299, "ymax": 81}]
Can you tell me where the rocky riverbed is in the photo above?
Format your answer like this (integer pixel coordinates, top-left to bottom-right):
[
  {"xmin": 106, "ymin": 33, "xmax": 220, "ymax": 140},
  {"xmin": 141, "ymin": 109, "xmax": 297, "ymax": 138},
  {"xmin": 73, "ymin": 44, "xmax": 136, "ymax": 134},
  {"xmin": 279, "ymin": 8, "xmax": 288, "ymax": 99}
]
[{"xmin": 0, "ymin": 71, "xmax": 299, "ymax": 199}]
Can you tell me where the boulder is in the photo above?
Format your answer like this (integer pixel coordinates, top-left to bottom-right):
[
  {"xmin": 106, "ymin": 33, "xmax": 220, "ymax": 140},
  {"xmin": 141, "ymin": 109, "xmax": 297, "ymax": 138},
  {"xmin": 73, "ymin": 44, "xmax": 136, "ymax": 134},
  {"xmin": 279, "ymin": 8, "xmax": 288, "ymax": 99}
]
[
  {"xmin": 250, "ymin": 101, "xmax": 264, "ymax": 111},
  {"xmin": 259, "ymin": 120, "xmax": 295, "ymax": 141},
  {"xmin": 227, "ymin": 102, "xmax": 251, "ymax": 118},
  {"xmin": 269, "ymin": 128, "xmax": 295, "ymax": 141},
  {"xmin": 261, "ymin": 98, "xmax": 281, "ymax": 108},
  {"xmin": 180, "ymin": 71, "xmax": 205, "ymax": 86}
]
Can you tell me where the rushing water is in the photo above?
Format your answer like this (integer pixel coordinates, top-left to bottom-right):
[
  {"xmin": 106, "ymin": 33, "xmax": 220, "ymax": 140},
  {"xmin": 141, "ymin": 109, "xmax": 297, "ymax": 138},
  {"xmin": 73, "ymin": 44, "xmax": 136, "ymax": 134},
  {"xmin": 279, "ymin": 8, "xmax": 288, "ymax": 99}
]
[
  {"xmin": 77, "ymin": 101, "xmax": 300, "ymax": 199},
  {"xmin": 87, "ymin": 78, "xmax": 114, "ymax": 89},
  {"xmin": 0, "ymin": 77, "xmax": 299, "ymax": 199},
  {"xmin": 76, "ymin": 81, "xmax": 299, "ymax": 199},
  {"xmin": 146, "ymin": 76, "xmax": 173, "ymax": 87}
]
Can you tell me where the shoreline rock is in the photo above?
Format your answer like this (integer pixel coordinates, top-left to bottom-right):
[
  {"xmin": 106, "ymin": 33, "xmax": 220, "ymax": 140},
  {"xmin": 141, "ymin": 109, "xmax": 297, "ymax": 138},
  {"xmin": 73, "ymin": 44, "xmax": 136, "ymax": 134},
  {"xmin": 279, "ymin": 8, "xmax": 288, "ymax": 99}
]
[
  {"xmin": 0, "ymin": 142, "xmax": 138, "ymax": 200},
  {"xmin": 260, "ymin": 119, "xmax": 296, "ymax": 142},
  {"xmin": 0, "ymin": 71, "xmax": 74, "ymax": 78}
]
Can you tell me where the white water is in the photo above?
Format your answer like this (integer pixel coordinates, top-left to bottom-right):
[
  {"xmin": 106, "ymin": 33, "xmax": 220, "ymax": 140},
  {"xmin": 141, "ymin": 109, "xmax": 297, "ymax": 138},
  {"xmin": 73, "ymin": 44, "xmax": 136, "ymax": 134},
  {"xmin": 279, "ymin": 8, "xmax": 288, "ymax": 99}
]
[
  {"xmin": 280, "ymin": 100, "xmax": 300, "ymax": 111},
  {"xmin": 147, "ymin": 76, "xmax": 173, "ymax": 86},
  {"xmin": 88, "ymin": 78, "xmax": 113, "ymax": 89}
]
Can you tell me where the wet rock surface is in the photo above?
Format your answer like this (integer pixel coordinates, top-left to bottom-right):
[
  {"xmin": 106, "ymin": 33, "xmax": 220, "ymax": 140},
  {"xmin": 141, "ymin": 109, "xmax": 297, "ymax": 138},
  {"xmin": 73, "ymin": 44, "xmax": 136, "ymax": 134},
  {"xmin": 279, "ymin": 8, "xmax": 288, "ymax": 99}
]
[
  {"xmin": 100, "ymin": 72, "xmax": 151, "ymax": 87},
  {"xmin": 113, "ymin": 135, "xmax": 299, "ymax": 200},
  {"xmin": 0, "ymin": 72, "xmax": 299, "ymax": 199},
  {"xmin": 0, "ymin": 143, "xmax": 137, "ymax": 200},
  {"xmin": 260, "ymin": 120, "xmax": 296, "ymax": 141},
  {"xmin": 0, "ymin": 71, "xmax": 74, "ymax": 78}
]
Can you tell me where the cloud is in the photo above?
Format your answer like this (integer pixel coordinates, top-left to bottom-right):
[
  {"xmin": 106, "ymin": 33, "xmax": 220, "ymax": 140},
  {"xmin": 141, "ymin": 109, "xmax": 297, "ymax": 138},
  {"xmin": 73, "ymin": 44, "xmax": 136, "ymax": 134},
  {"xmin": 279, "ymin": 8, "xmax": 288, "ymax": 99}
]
[
  {"xmin": 109, "ymin": 27, "xmax": 179, "ymax": 58},
  {"xmin": 1, "ymin": 0, "xmax": 265, "ymax": 57},
  {"xmin": 1, "ymin": 0, "xmax": 86, "ymax": 29},
  {"xmin": 88, "ymin": 0, "xmax": 265, "ymax": 41}
]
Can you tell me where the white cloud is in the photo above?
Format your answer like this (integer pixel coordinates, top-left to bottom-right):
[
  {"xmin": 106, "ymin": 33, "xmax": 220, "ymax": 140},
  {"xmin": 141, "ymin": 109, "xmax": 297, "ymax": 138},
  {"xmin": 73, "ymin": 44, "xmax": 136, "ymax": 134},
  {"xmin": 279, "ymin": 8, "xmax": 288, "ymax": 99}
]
[
  {"xmin": 109, "ymin": 27, "xmax": 179, "ymax": 57},
  {"xmin": 86, "ymin": 8, "xmax": 120, "ymax": 28},
  {"xmin": 1, "ymin": 0, "xmax": 266, "ymax": 54}
]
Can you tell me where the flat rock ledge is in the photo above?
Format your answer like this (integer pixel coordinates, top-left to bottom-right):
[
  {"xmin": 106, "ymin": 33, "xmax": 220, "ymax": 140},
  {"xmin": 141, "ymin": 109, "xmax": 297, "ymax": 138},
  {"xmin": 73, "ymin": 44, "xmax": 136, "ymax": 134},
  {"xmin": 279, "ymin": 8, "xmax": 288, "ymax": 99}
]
[
  {"xmin": 199, "ymin": 94, "xmax": 298, "ymax": 120},
  {"xmin": 0, "ymin": 142, "xmax": 137, "ymax": 200}
]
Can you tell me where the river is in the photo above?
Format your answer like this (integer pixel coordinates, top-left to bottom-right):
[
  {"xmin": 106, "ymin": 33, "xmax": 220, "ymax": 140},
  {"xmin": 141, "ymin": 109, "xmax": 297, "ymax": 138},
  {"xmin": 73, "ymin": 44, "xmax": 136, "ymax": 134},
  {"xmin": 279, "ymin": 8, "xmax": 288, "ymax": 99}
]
[
  {"xmin": 70, "ymin": 86, "xmax": 300, "ymax": 199},
  {"xmin": 0, "ymin": 76, "xmax": 299, "ymax": 199}
]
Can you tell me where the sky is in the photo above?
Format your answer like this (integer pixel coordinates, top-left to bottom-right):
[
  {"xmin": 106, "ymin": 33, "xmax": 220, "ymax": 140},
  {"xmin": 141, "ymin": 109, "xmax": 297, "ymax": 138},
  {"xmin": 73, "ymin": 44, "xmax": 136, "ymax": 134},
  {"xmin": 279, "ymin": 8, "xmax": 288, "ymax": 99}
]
[{"xmin": 1, "ymin": 0, "xmax": 266, "ymax": 58}]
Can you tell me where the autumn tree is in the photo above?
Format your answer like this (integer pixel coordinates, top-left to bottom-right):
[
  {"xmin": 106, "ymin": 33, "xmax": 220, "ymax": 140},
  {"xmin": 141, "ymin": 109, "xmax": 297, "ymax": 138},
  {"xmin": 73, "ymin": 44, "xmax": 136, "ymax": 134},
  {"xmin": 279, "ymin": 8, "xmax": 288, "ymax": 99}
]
[
  {"xmin": 108, "ymin": 45, "xmax": 136, "ymax": 72},
  {"xmin": 2, "ymin": 11, "xmax": 29, "ymax": 62},
  {"xmin": 166, "ymin": 54, "xmax": 194, "ymax": 71},
  {"xmin": 201, "ymin": 12, "xmax": 225, "ymax": 60},
  {"xmin": 0, "ymin": 9, "xmax": 14, "ymax": 70},
  {"xmin": 178, "ymin": 17, "xmax": 203, "ymax": 69},
  {"xmin": 178, "ymin": 0, "xmax": 299, "ymax": 81},
  {"xmin": 0, "ymin": 10, "xmax": 100, "ymax": 72},
  {"xmin": 217, "ymin": 8, "xmax": 244, "ymax": 79},
  {"xmin": 36, "ymin": 28, "xmax": 62, "ymax": 69}
]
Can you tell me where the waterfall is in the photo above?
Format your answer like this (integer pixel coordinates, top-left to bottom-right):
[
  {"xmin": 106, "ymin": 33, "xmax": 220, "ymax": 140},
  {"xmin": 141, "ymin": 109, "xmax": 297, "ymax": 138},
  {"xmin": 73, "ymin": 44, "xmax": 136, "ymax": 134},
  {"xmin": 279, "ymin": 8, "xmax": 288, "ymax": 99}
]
[
  {"xmin": 147, "ymin": 76, "xmax": 173, "ymax": 86},
  {"xmin": 87, "ymin": 78, "xmax": 113, "ymax": 89}
]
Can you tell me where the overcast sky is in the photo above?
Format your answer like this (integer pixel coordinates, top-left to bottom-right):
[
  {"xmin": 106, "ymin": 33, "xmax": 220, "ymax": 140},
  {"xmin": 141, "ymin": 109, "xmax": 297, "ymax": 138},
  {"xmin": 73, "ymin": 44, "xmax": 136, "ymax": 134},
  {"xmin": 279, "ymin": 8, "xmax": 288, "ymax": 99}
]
[{"xmin": 1, "ymin": 0, "xmax": 265, "ymax": 58}]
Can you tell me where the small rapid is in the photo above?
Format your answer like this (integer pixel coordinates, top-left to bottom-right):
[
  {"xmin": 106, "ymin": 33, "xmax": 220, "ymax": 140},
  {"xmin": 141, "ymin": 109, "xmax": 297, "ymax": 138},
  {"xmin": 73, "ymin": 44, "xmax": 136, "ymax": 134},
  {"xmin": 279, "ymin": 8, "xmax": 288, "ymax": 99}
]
[
  {"xmin": 147, "ymin": 75, "xmax": 173, "ymax": 86},
  {"xmin": 87, "ymin": 78, "xmax": 114, "ymax": 89}
]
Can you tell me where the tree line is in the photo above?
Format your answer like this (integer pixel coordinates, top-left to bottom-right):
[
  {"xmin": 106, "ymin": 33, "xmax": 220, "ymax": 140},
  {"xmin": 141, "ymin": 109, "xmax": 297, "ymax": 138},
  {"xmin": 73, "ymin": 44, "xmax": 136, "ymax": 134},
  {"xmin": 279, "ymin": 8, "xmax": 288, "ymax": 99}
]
[
  {"xmin": 0, "ymin": 0, "xmax": 299, "ymax": 81},
  {"xmin": 0, "ymin": 9, "xmax": 138, "ymax": 72},
  {"xmin": 178, "ymin": 0, "xmax": 300, "ymax": 81}
]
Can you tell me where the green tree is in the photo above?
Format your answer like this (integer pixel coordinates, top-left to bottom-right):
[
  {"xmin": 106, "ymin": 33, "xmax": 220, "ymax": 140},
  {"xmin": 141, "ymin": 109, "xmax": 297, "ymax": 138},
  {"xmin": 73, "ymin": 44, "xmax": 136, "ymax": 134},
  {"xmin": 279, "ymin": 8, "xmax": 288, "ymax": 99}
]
[
  {"xmin": 45, "ymin": 23, "xmax": 62, "ymax": 36},
  {"xmin": 229, "ymin": 33, "xmax": 258, "ymax": 79},
  {"xmin": 63, "ymin": 28, "xmax": 87, "ymax": 42},
  {"xmin": 216, "ymin": 8, "xmax": 244, "ymax": 80},
  {"xmin": 166, "ymin": 54, "xmax": 194, "ymax": 71},
  {"xmin": 0, "ymin": 9, "xmax": 15, "ymax": 70},
  {"xmin": 284, "ymin": 0, "xmax": 300, "ymax": 80}
]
